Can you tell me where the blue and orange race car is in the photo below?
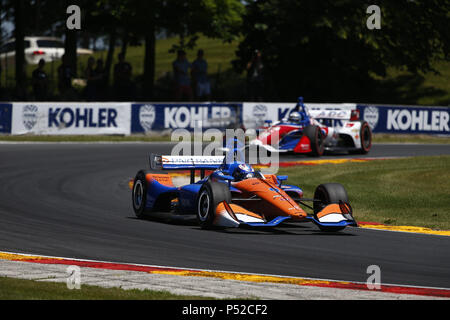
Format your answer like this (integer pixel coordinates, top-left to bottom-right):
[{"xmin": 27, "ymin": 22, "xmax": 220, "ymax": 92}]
[{"xmin": 131, "ymin": 153, "xmax": 357, "ymax": 232}]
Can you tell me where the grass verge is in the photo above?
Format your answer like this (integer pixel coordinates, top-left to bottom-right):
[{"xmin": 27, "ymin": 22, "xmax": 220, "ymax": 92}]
[
  {"xmin": 0, "ymin": 277, "xmax": 214, "ymax": 300},
  {"xmin": 372, "ymin": 134, "xmax": 450, "ymax": 144},
  {"xmin": 279, "ymin": 156, "xmax": 450, "ymax": 230}
]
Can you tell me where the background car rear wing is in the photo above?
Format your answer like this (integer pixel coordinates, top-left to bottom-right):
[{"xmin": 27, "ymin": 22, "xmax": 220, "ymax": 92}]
[
  {"xmin": 288, "ymin": 97, "xmax": 359, "ymax": 124},
  {"xmin": 306, "ymin": 106, "xmax": 360, "ymax": 121}
]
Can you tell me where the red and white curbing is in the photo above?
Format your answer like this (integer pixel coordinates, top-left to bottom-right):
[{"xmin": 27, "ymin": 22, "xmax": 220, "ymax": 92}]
[{"xmin": 0, "ymin": 251, "xmax": 449, "ymax": 300}]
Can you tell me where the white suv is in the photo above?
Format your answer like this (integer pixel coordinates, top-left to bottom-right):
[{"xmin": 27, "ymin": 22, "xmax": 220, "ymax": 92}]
[{"xmin": 0, "ymin": 36, "xmax": 93, "ymax": 66}]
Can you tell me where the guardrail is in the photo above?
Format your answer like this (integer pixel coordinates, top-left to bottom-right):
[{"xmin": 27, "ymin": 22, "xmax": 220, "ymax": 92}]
[{"xmin": 0, "ymin": 102, "xmax": 448, "ymax": 136}]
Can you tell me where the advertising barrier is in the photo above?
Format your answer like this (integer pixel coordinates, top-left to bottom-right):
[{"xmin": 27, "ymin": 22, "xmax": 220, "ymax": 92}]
[
  {"xmin": 11, "ymin": 103, "xmax": 131, "ymax": 135},
  {"xmin": 0, "ymin": 104, "xmax": 12, "ymax": 134},
  {"xmin": 359, "ymin": 105, "xmax": 450, "ymax": 135},
  {"xmin": 2, "ymin": 101, "xmax": 448, "ymax": 136},
  {"xmin": 243, "ymin": 102, "xmax": 449, "ymax": 136},
  {"xmin": 131, "ymin": 103, "xmax": 242, "ymax": 133}
]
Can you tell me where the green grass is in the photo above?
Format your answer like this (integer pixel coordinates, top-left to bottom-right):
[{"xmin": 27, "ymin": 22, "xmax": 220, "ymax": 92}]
[
  {"xmin": 372, "ymin": 60, "xmax": 450, "ymax": 106},
  {"xmin": 84, "ymin": 36, "xmax": 241, "ymax": 85},
  {"xmin": 0, "ymin": 277, "xmax": 214, "ymax": 300},
  {"xmin": 279, "ymin": 156, "xmax": 450, "ymax": 230},
  {"xmin": 372, "ymin": 134, "xmax": 450, "ymax": 144}
]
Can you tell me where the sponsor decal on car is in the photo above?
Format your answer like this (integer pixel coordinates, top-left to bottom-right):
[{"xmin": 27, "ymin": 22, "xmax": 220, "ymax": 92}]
[
  {"xmin": 161, "ymin": 156, "xmax": 225, "ymax": 165},
  {"xmin": 307, "ymin": 109, "xmax": 351, "ymax": 120},
  {"xmin": 299, "ymin": 143, "xmax": 310, "ymax": 151}
]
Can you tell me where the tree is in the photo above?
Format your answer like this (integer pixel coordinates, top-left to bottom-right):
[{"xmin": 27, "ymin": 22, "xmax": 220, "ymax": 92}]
[
  {"xmin": 88, "ymin": 0, "xmax": 130, "ymax": 85},
  {"xmin": 64, "ymin": 1, "xmax": 78, "ymax": 78},
  {"xmin": 116, "ymin": 0, "xmax": 245, "ymax": 99},
  {"xmin": 4, "ymin": 0, "xmax": 246, "ymax": 100},
  {"xmin": 13, "ymin": 0, "xmax": 25, "ymax": 98},
  {"xmin": 125, "ymin": 0, "xmax": 159, "ymax": 99},
  {"xmin": 162, "ymin": 0, "xmax": 244, "ymax": 52},
  {"xmin": 234, "ymin": 0, "xmax": 450, "ymax": 102}
]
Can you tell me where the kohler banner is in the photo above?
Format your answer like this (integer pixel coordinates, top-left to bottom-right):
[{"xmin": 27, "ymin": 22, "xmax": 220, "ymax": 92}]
[
  {"xmin": 359, "ymin": 105, "xmax": 450, "ymax": 135},
  {"xmin": 131, "ymin": 103, "xmax": 242, "ymax": 132},
  {"xmin": 11, "ymin": 103, "xmax": 131, "ymax": 135}
]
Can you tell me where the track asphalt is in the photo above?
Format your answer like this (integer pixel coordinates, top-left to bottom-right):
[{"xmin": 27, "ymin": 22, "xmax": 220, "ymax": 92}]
[{"xmin": 0, "ymin": 143, "xmax": 449, "ymax": 289}]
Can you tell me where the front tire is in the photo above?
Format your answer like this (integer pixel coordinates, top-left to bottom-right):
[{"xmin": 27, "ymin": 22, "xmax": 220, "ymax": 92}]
[
  {"xmin": 197, "ymin": 180, "xmax": 231, "ymax": 229},
  {"xmin": 304, "ymin": 125, "xmax": 325, "ymax": 157},
  {"xmin": 132, "ymin": 170, "xmax": 148, "ymax": 219},
  {"xmin": 313, "ymin": 183, "xmax": 349, "ymax": 232}
]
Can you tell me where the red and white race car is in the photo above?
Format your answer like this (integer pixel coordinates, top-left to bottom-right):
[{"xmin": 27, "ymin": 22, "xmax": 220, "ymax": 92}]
[{"xmin": 248, "ymin": 97, "xmax": 372, "ymax": 157}]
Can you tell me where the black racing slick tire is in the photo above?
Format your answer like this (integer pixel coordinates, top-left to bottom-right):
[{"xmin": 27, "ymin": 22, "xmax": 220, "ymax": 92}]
[
  {"xmin": 132, "ymin": 170, "xmax": 148, "ymax": 219},
  {"xmin": 350, "ymin": 121, "xmax": 372, "ymax": 155},
  {"xmin": 304, "ymin": 125, "xmax": 325, "ymax": 157},
  {"xmin": 196, "ymin": 180, "xmax": 232, "ymax": 229},
  {"xmin": 313, "ymin": 183, "xmax": 349, "ymax": 232},
  {"xmin": 359, "ymin": 121, "xmax": 372, "ymax": 154}
]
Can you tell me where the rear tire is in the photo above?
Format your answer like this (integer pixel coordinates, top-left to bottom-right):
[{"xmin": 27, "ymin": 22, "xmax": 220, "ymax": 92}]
[
  {"xmin": 351, "ymin": 121, "xmax": 372, "ymax": 154},
  {"xmin": 197, "ymin": 180, "xmax": 232, "ymax": 229},
  {"xmin": 313, "ymin": 183, "xmax": 349, "ymax": 232},
  {"xmin": 132, "ymin": 170, "xmax": 148, "ymax": 219},
  {"xmin": 360, "ymin": 121, "xmax": 372, "ymax": 154},
  {"xmin": 304, "ymin": 125, "xmax": 325, "ymax": 157}
]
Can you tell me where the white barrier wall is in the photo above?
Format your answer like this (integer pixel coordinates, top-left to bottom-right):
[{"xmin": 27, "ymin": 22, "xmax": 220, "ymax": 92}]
[
  {"xmin": 11, "ymin": 103, "xmax": 131, "ymax": 135},
  {"xmin": 2, "ymin": 102, "xmax": 448, "ymax": 136}
]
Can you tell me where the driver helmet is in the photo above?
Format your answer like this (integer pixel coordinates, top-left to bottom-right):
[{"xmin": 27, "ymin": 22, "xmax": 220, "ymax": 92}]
[
  {"xmin": 289, "ymin": 111, "xmax": 302, "ymax": 123},
  {"xmin": 233, "ymin": 163, "xmax": 255, "ymax": 181}
]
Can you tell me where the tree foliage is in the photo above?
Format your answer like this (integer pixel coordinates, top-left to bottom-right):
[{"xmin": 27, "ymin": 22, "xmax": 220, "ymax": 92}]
[
  {"xmin": 3, "ymin": 0, "xmax": 447, "ymax": 102},
  {"xmin": 2, "ymin": 0, "xmax": 244, "ymax": 99},
  {"xmin": 161, "ymin": 0, "xmax": 244, "ymax": 52},
  {"xmin": 234, "ymin": 0, "xmax": 450, "ymax": 101}
]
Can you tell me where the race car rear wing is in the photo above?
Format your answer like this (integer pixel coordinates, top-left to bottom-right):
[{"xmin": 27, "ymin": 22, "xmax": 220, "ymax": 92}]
[
  {"xmin": 150, "ymin": 154, "xmax": 225, "ymax": 171},
  {"xmin": 306, "ymin": 104, "xmax": 359, "ymax": 121},
  {"xmin": 150, "ymin": 154, "xmax": 225, "ymax": 184}
]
